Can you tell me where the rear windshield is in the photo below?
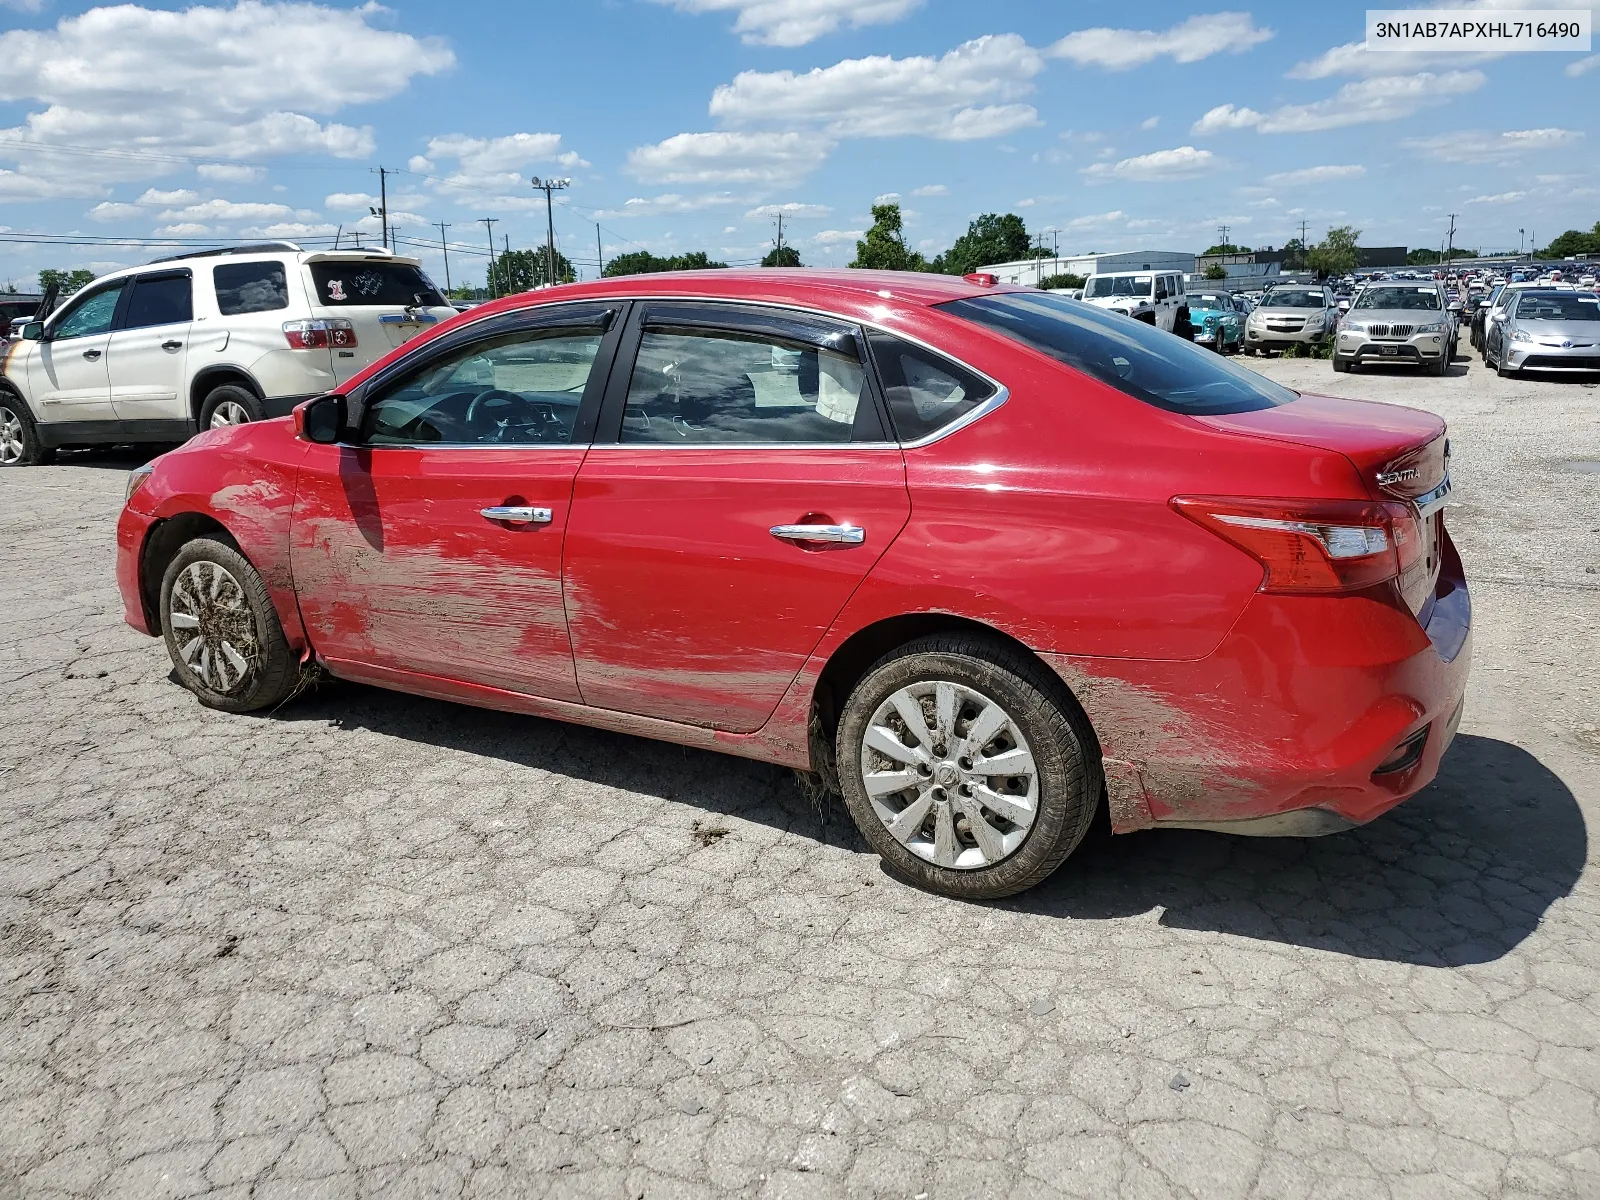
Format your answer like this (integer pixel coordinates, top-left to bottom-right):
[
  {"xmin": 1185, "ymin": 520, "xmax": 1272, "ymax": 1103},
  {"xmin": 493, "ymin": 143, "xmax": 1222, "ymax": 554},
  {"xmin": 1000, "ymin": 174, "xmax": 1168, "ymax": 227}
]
[
  {"xmin": 308, "ymin": 261, "xmax": 445, "ymax": 308},
  {"xmin": 942, "ymin": 291, "xmax": 1297, "ymax": 416}
]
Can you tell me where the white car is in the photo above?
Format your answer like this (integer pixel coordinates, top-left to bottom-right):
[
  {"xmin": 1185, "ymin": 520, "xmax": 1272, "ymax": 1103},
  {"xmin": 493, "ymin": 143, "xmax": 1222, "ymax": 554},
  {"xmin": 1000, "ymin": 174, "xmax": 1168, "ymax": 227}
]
[
  {"xmin": 1080, "ymin": 270, "xmax": 1190, "ymax": 333},
  {"xmin": 0, "ymin": 242, "xmax": 456, "ymax": 466}
]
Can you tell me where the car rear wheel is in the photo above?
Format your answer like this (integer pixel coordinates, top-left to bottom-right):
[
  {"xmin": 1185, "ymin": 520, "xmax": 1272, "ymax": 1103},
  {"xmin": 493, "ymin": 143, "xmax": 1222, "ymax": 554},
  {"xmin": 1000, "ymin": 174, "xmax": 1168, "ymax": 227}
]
[
  {"xmin": 160, "ymin": 537, "xmax": 301, "ymax": 713},
  {"xmin": 836, "ymin": 634, "xmax": 1101, "ymax": 900},
  {"xmin": 0, "ymin": 393, "xmax": 54, "ymax": 467},
  {"xmin": 200, "ymin": 384, "xmax": 263, "ymax": 431}
]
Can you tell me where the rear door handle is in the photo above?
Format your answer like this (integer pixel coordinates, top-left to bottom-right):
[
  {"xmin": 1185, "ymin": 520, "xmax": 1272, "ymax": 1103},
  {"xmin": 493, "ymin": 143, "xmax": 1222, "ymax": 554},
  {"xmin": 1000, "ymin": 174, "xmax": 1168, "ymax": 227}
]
[
  {"xmin": 162, "ymin": 340, "xmax": 183, "ymax": 351},
  {"xmin": 82, "ymin": 349, "xmax": 101, "ymax": 361},
  {"xmin": 480, "ymin": 505, "xmax": 552, "ymax": 525},
  {"xmin": 770, "ymin": 523, "xmax": 865, "ymax": 545}
]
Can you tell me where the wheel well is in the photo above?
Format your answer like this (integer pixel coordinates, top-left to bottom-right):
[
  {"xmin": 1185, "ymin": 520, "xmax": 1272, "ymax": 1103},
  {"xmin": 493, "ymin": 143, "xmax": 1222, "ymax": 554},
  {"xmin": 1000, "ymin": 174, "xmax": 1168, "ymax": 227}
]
[
  {"xmin": 138, "ymin": 513, "xmax": 236, "ymax": 630},
  {"xmin": 190, "ymin": 369, "xmax": 261, "ymax": 430}
]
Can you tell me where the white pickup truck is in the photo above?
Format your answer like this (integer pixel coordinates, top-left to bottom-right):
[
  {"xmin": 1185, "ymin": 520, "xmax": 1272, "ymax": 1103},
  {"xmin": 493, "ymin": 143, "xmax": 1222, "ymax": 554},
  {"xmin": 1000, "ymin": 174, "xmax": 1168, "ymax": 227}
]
[{"xmin": 1080, "ymin": 269, "xmax": 1192, "ymax": 336}]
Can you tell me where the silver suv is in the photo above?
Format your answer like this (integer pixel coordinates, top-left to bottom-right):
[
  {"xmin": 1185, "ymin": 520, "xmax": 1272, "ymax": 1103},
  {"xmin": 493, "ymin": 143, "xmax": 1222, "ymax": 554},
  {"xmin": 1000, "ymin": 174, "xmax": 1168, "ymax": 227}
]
[
  {"xmin": 1243, "ymin": 285, "xmax": 1337, "ymax": 354},
  {"xmin": 1333, "ymin": 282, "xmax": 1453, "ymax": 375},
  {"xmin": 0, "ymin": 242, "xmax": 455, "ymax": 467}
]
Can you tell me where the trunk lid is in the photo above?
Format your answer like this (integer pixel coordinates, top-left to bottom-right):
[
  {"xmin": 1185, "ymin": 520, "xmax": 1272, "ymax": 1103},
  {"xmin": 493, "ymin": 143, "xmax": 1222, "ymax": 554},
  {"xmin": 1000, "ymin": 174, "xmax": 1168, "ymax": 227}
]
[{"xmin": 1197, "ymin": 392, "xmax": 1451, "ymax": 618}]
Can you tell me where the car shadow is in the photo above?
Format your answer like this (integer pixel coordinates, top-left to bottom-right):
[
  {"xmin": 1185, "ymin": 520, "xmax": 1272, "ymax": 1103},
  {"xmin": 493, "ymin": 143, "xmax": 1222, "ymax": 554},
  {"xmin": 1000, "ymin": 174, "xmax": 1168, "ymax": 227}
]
[
  {"xmin": 51, "ymin": 444, "xmax": 178, "ymax": 469},
  {"xmin": 269, "ymin": 681, "xmax": 1584, "ymax": 966}
]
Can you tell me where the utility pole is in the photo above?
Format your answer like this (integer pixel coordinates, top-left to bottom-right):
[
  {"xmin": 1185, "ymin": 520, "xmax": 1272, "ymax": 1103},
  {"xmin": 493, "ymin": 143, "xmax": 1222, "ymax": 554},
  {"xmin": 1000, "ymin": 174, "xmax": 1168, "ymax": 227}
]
[
  {"xmin": 530, "ymin": 176, "xmax": 570, "ymax": 287},
  {"xmin": 596, "ymin": 224, "xmax": 604, "ymax": 280},
  {"xmin": 435, "ymin": 221, "xmax": 452, "ymax": 293},
  {"xmin": 1445, "ymin": 212, "xmax": 1458, "ymax": 265},
  {"xmin": 1217, "ymin": 223, "xmax": 1230, "ymax": 249},
  {"xmin": 505, "ymin": 235, "xmax": 512, "ymax": 290},
  {"xmin": 479, "ymin": 218, "xmax": 498, "ymax": 298},
  {"xmin": 775, "ymin": 212, "xmax": 783, "ymax": 263},
  {"xmin": 370, "ymin": 166, "xmax": 391, "ymax": 250},
  {"xmin": 1519, "ymin": 228, "xmax": 1525, "ymax": 257}
]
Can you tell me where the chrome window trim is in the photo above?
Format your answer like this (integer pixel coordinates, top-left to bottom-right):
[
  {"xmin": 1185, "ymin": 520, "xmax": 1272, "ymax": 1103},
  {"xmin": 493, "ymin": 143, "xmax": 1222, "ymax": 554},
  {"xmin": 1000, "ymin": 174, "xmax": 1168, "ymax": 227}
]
[
  {"xmin": 586, "ymin": 441, "xmax": 901, "ymax": 452},
  {"xmin": 372, "ymin": 292, "xmax": 1011, "ymax": 452}
]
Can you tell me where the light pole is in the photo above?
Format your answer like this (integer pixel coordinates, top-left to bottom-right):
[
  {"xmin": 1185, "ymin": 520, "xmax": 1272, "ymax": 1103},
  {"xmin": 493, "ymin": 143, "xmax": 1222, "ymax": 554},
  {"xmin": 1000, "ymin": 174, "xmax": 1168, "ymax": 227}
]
[
  {"xmin": 479, "ymin": 218, "xmax": 498, "ymax": 298},
  {"xmin": 436, "ymin": 221, "xmax": 452, "ymax": 294},
  {"xmin": 530, "ymin": 176, "xmax": 571, "ymax": 287}
]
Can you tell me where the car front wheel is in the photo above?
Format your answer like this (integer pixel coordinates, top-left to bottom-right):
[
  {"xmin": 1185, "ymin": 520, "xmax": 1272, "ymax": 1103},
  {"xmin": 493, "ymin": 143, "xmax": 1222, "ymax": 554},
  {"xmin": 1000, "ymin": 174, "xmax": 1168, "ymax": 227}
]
[
  {"xmin": 160, "ymin": 537, "xmax": 302, "ymax": 713},
  {"xmin": 0, "ymin": 393, "xmax": 54, "ymax": 467},
  {"xmin": 836, "ymin": 634, "xmax": 1101, "ymax": 900}
]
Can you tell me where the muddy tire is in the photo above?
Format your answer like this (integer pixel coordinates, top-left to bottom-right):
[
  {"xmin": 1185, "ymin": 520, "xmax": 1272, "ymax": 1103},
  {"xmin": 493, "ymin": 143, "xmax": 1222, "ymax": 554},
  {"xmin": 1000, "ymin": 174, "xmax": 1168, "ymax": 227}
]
[
  {"xmin": 0, "ymin": 390, "xmax": 54, "ymax": 467},
  {"xmin": 836, "ymin": 633, "xmax": 1101, "ymax": 901},
  {"xmin": 160, "ymin": 537, "xmax": 301, "ymax": 713},
  {"xmin": 199, "ymin": 385, "xmax": 263, "ymax": 431}
]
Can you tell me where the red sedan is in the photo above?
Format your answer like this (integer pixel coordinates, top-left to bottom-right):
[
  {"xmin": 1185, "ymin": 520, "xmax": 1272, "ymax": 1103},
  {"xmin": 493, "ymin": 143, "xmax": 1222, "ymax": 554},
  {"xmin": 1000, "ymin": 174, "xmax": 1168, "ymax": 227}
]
[{"xmin": 116, "ymin": 270, "xmax": 1470, "ymax": 899}]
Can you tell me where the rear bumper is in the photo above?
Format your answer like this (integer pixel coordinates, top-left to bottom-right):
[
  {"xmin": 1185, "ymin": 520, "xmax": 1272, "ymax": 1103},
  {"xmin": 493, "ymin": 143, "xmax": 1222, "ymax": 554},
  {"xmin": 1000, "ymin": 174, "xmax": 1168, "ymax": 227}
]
[
  {"xmin": 1049, "ymin": 532, "xmax": 1472, "ymax": 836},
  {"xmin": 260, "ymin": 392, "xmax": 319, "ymax": 419}
]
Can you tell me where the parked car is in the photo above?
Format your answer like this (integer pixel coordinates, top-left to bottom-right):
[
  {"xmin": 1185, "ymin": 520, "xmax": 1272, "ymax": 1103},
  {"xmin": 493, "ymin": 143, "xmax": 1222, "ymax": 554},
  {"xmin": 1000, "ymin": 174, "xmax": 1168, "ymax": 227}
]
[
  {"xmin": 1470, "ymin": 284, "xmax": 1504, "ymax": 352},
  {"xmin": 1483, "ymin": 288, "xmax": 1600, "ymax": 377},
  {"xmin": 1333, "ymin": 282, "xmax": 1454, "ymax": 375},
  {"xmin": 0, "ymin": 242, "xmax": 455, "ymax": 466},
  {"xmin": 115, "ymin": 270, "xmax": 1468, "ymax": 900},
  {"xmin": 0, "ymin": 294, "xmax": 42, "ymax": 341},
  {"xmin": 1080, "ymin": 269, "xmax": 1192, "ymax": 335},
  {"xmin": 1243, "ymin": 286, "xmax": 1338, "ymax": 354},
  {"xmin": 1184, "ymin": 290, "xmax": 1243, "ymax": 353}
]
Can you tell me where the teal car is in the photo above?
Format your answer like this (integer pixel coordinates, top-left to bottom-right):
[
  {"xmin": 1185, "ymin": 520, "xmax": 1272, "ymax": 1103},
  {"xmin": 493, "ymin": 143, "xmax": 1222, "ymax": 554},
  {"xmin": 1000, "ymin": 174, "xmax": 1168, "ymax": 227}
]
[{"xmin": 1185, "ymin": 291, "xmax": 1243, "ymax": 353}]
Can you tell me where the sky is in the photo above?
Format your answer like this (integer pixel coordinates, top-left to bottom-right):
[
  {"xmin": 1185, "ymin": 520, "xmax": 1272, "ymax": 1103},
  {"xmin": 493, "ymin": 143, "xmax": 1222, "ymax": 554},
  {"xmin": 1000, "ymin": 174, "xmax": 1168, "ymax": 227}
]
[{"xmin": 0, "ymin": 0, "xmax": 1596, "ymax": 291}]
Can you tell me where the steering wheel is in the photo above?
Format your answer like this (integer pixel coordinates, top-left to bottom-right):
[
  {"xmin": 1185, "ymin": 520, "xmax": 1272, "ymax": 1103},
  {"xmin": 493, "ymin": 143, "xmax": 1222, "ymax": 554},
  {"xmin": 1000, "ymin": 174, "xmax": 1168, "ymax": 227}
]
[{"xmin": 464, "ymin": 389, "xmax": 541, "ymax": 440}]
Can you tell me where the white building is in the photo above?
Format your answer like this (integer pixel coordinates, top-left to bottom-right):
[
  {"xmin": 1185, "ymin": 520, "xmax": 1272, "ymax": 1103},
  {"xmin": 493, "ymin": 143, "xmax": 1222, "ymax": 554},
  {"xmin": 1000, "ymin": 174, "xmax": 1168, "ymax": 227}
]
[{"xmin": 978, "ymin": 250, "xmax": 1197, "ymax": 286}]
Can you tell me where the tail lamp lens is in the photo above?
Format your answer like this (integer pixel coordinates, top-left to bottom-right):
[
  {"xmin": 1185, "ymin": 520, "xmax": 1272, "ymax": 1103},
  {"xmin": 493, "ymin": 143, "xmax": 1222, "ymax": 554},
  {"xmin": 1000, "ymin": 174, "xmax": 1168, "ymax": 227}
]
[
  {"xmin": 283, "ymin": 318, "xmax": 356, "ymax": 350},
  {"xmin": 1172, "ymin": 496, "xmax": 1418, "ymax": 593}
]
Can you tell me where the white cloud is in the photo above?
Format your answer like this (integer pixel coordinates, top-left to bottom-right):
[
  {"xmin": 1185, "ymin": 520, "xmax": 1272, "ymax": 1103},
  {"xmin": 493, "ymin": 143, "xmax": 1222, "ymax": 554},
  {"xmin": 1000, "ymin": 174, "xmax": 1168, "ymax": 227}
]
[
  {"xmin": 197, "ymin": 163, "xmax": 264, "ymax": 184},
  {"xmin": 596, "ymin": 192, "xmax": 750, "ymax": 217},
  {"xmin": 627, "ymin": 131, "xmax": 834, "ymax": 187},
  {"xmin": 1048, "ymin": 13, "xmax": 1272, "ymax": 71},
  {"xmin": 1082, "ymin": 146, "xmax": 1220, "ymax": 183},
  {"xmin": 812, "ymin": 229, "xmax": 863, "ymax": 246},
  {"xmin": 873, "ymin": 192, "xmax": 901, "ymax": 204},
  {"xmin": 1403, "ymin": 127, "xmax": 1583, "ymax": 163},
  {"xmin": 1140, "ymin": 116, "xmax": 1160, "ymax": 130},
  {"xmin": 1264, "ymin": 164, "xmax": 1367, "ymax": 187},
  {"xmin": 407, "ymin": 155, "xmax": 434, "ymax": 173},
  {"xmin": 242, "ymin": 221, "xmax": 341, "ymax": 238},
  {"xmin": 1257, "ymin": 71, "xmax": 1485, "ymax": 133},
  {"xmin": 152, "ymin": 222, "xmax": 213, "ymax": 237},
  {"xmin": 708, "ymin": 35, "xmax": 1043, "ymax": 140},
  {"xmin": 1062, "ymin": 210, "xmax": 1127, "ymax": 229},
  {"xmin": 1289, "ymin": 42, "xmax": 1495, "ymax": 80},
  {"xmin": 417, "ymin": 132, "xmax": 586, "ymax": 201},
  {"xmin": 325, "ymin": 192, "xmax": 378, "ymax": 211},
  {"xmin": 138, "ymin": 188, "xmax": 199, "ymax": 206},
  {"xmin": 1191, "ymin": 104, "xmax": 1263, "ymax": 135},
  {"xmin": 159, "ymin": 198, "xmax": 299, "ymax": 223},
  {"xmin": 1465, "ymin": 190, "xmax": 1528, "ymax": 204},
  {"xmin": 652, "ymin": 0, "xmax": 922, "ymax": 47},
  {"xmin": 88, "ymin": 201, "xmax": 144, "ymax": 221},
  {"xmin": 746, "ymin": 201, "xmax": 832, "ymax": 218},
  {"xmin": 1569, "ymin": 54, "xmax": 1600, "ymax": 77},
  {"xmin": 911, "ymin": 183, "xmax": 947, "ymax": 196},
  {"xmin": 0, "ymin": 2, "xmax": 452, "ymax": 199}
]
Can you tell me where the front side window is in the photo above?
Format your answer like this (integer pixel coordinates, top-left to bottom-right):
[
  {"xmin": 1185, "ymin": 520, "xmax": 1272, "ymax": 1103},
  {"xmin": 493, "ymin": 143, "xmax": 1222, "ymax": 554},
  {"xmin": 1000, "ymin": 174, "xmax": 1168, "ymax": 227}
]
[
  {"xmin": 1263, "ymin": 290, "xmax": 1326, "ymax": 309},
  {"xmin": 309, "ymin": 261, "xmax": 444, "ymax": 308},
  {"xmin": 49, "ymin": 283, "xmax": 125, "ymax": 340},
  {"xmin": 868, "ymin": 332, "xmax": 996, "ymax": 442},
  {"xmin": 1353, "ymin": 287, "xmax": 1442, "ymax": 312},
  {"xmin": 942, "ymin": 290, "xmax": 1297, "ymax": 416},
  {"xmin": 215, "ymin": 261, "xmax": 289, "ymax": 315},
  {"xmin": 361, "ymin": 327, "xmax": 603, "ymax": 446},
  {"xmin": 123, "ymin": 274, "xmax": 193, "ymax": 329},
  {"xmin": 621, "ymin": 327, "xmax": 868, "ymax": 444}
]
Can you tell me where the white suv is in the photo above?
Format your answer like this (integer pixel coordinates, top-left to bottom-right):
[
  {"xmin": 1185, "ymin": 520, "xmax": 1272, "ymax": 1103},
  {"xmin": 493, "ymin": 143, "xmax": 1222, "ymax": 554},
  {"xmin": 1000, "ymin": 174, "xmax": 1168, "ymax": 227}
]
[
  {"xmin": 1080, "ymin": 269, "xmax": 1191, "ymax": 334},
  {"xmin": 0, "ymin": 242, "xmax": 456, "ymax": 466}
]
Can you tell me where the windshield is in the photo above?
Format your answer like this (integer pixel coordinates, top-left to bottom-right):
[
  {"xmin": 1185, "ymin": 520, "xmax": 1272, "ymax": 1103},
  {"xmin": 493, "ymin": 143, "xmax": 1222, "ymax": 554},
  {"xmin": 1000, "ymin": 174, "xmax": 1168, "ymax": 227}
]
[
  {"xmin": 1262, "ymin": 290, "xmax": 1325, "ymax": 309},
  {"xmin": 1188, "ymin": 293, "xmax": 1230, "ymax": 309},
  {"xmin": 308, "ymin": 261, "xmax": 445, "ymax": 307},
  {"xmin": 1086, "ymin": 275, "xmax": 1153, "ymax": 299},
  {"xmin": 1353, "ymin": 286, "xmax": 1442, "ymax": 312},
  {"xmin": 1513, "ymin": 293, "xmax": 1600, "ymax": 322},
  {"xmin": 941, "ymin": 291, "xmax": 1297, "ymax": 416}
]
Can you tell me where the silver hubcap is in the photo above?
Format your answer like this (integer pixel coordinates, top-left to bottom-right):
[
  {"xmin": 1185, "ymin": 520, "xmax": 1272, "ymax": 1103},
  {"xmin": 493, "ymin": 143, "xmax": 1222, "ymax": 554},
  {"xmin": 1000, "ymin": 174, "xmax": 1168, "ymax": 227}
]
[
  {"xmin": 169, "ymin": 561, "xmax": 258, "ymax": 694},
  {"xmin": 0, "ymin": 406, "xmax": 23, "ymax": 465},
  {"xmin": 210, "ymin": 401, "xmax": 251, "ymax": 428},
  {"xmin": 861, "ymin": 681, "xmax": 1039, "ymax": 870}
]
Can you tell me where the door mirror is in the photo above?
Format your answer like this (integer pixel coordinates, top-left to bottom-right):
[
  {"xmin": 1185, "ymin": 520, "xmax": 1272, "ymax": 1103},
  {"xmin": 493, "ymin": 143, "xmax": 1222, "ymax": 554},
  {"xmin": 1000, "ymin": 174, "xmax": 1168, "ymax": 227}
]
[
  {"xmin": 296, "ymin": 393, "xmax": 347, "ymax": 444},
  {"xmin": 18, "ymin": 321, "xmax": 44, "ymax": 341}
]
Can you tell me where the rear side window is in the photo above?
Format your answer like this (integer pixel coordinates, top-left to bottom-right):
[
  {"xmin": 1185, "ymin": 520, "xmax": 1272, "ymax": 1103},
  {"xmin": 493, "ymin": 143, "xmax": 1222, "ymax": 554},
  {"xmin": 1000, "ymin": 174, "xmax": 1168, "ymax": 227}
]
[
  {"xmin": 123, "ymin": 274, "xmax": 192, "ymax": 329},
  {"xmin": 941, "ymin": 291, "xmax": 1297, "ymax": 416},
  {"xmin": 309, "ymin": 262, "xmax": 444, "ymax": 308},
  {"xmin": 868, "ymin": 332, "xmax": 996, "ymax": 442},
  {"xmin": 214, "ymin": 262, "xmax": 289, "ymax": 315}
]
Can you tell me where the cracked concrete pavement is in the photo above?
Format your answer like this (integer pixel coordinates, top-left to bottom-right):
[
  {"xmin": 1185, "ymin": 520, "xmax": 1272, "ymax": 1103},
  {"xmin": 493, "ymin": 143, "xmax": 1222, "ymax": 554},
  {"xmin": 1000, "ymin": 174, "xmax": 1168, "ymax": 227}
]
[{"xmin": 1, "ymin": 344, "xmax": 1597, "ymax": 1198}]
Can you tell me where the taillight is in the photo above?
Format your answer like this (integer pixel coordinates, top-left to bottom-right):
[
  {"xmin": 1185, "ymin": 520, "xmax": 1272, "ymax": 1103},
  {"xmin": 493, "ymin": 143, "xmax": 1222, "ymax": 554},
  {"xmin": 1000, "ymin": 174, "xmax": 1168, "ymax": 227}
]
[
  {"xmin": 283, "ymin": 319, "xmax": 356, "ymax": 350},
  {"xmin": 1172, "ymin": 496, "xmax": 1419, "ymax": 594}
]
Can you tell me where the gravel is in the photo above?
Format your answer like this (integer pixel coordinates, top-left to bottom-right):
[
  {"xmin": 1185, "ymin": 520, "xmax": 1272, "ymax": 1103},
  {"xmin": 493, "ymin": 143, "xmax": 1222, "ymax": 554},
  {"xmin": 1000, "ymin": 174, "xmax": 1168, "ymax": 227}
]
[{"xmin": 1, "ymin": 341, "xmax": 1596, "ymax": 1198}]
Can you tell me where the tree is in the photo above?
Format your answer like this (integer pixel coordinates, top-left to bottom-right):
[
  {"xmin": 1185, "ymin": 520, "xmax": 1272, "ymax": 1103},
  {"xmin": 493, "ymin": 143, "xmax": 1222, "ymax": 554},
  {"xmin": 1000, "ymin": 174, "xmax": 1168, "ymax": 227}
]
[
  {"xmin": 1307, "ymin": 226, "xmax": 1361, "ymax": 278},
  {"xmin": 1036, "ymin": 273, "xmax": 1085, "ymax": 290},
  {"xmin": 937, "ymin": 213, "xmax": 1034, "ymax": 277},
  {"xmin": 1280, "ymin": 238, "xmax": 1307, "ymax": 269},
  {"xmin": 490, "ymin": 248, "xmax": 575, "ymax": 294},
  {"xmin": 39, "ymin": 268, "xmax": 95, "ymax": 296},
  {"xmin": 849, "ymin": 203, "xmax": 927, "ymax": 271},
  {"xmin": 1539, "ymin": 223, "xmax": 1600, "ymax": 258},
  {"xmin": 1203, "ymin": 243, "xmax": 1244, "ymax": 256},
  {"xmin": 602, "ymin": 249, "xmax": 728, "ymax": 277},
  {"xmin": 761, "ymin": 245, "xmax": 802, "ymax": 267},
  {"xmin": 1204, "ymin": 263, "xmax": 1229, "ymax": 280}
]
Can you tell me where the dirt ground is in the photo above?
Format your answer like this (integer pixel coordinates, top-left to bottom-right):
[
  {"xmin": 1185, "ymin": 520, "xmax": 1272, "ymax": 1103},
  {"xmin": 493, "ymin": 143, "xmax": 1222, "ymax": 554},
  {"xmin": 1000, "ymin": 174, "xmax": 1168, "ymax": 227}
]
[{"xmin": 1, "ymin": 341, "xmax": 1597, "ymax": 1199}]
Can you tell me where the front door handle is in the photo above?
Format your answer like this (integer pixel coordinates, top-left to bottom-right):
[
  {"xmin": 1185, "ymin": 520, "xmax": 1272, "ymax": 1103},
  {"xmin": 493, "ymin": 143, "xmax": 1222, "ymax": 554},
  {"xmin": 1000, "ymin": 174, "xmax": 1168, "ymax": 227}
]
[
  {"xmin": 480, "ymin": 505, "xmax": 552, "ymax": 525},
  {"xmin": 770, "ymin": 523, "xmax": 865, "ymax": 545},
  {"xmin": 82, "ymin": 349, "xmax": 102, "ymax": 361},
  {"xmin": 162, "ymin": 340, "xmax": 183, "ymax": 351}
]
